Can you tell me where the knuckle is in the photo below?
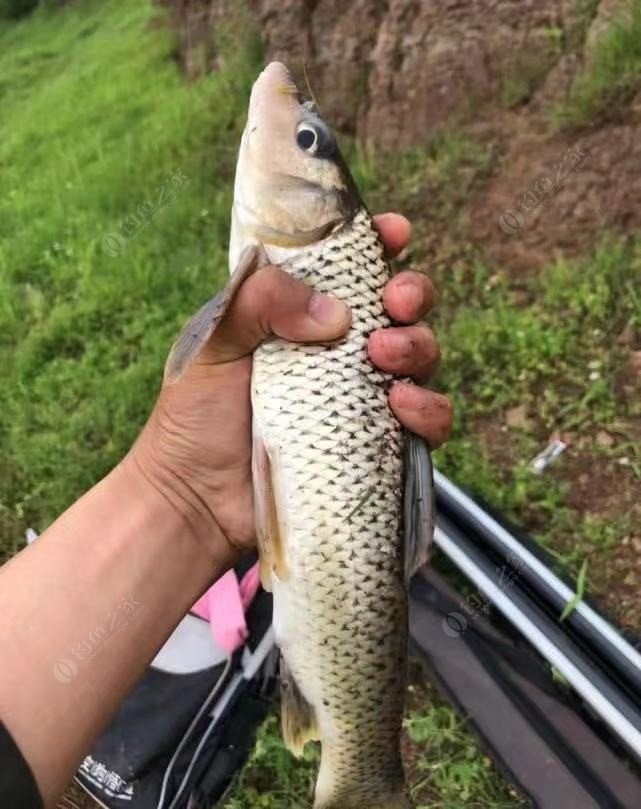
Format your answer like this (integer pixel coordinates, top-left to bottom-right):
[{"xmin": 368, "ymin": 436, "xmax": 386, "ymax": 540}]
[
  {"xmin": 240, "ymin": 267, "xmax": 288, "ymax": 335},
  {"xmin": 251, "ymin": 266, "xmax": 304, "ymax": 314},
  {"xmin": 389, "ymin": 380, "xmax": 413, "ymax": 407},
  {"xmin": 252, "ymin": 265, "xmax": 285, "ymax": 296}
]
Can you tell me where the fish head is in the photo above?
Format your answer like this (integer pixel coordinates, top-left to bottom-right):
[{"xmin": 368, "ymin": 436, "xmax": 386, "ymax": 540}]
[{"xmin": 231, "ymin": 61, "xmax": 360, "ymax": 267}]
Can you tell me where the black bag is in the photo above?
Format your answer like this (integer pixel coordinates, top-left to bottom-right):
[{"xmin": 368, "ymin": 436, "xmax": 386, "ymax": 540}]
[{"xmin": 75, "ymin": 585, "xmax": 276, "ymax": 809}]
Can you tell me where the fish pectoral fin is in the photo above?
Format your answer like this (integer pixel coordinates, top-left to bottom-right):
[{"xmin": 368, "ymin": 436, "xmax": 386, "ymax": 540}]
[
  {"xmin": 404, "ymin": 432, "xmax": 435, "ymax": 581},
  {"xmin": 280, "ymin": 656, "xmax": 319, "ymax": 757},
  {"xmin": 252, "ymin": 428, "xmax": 290, "ymax": 591},
  {"xmin": 164, "ymin": 244, "xmax": 264, "ymax": 383}
]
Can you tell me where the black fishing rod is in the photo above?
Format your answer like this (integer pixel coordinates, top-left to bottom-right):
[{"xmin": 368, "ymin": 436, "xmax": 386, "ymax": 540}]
[
  {"xmin": 409, "ymin": 567, "xmax": 641, "ymax": 808},
  {"xmin": 434, "ymin": 469, "xmax": 641, "ymax": 701},
  {"xmin": 433, "ymin": 507, "xmax": 641, "ymax": 763}
]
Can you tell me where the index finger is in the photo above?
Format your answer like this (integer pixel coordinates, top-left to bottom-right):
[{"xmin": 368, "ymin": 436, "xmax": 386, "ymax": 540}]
[{"xmin": 373, "ymin": 213, "xmax": 412, "ymax": 258}]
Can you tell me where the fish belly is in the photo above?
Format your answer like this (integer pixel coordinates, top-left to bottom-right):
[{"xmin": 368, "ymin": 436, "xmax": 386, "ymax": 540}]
[{"xmin": 252, "ymin": 210, "xmax": 409, "ymax": 807}]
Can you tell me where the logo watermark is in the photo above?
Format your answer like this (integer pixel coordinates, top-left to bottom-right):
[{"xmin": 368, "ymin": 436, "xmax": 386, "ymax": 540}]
[
  {"xmin": 441, "ymin": 611, "xmax": 468, "ymax": 638},
  {"xmin": 499, "ymin": 143, "xmax": 590, "ymax": 235},
  {"xmin": 52, "ymin": 593, "xmax": 145, "ymax": 683},
  {"xmin": 443, "ymin": 553, "xmax": 528, "ymax": 638},
  {"xmin": 498, "ymin": 209, "xmax": 525, "ymax": 235},
  {"xmin": 101, "ymin": 168, "xmax": 192, "ymax": 256},
  {"xmin": 101, "ymin": 231, "xmax": 127, "ymax": 257},
  {"xmin": 53, "ymin": 657, "xmax": 78, "ymax": 684}
]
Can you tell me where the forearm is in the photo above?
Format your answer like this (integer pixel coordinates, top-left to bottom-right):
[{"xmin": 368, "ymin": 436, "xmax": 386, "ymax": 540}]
[{"xmin": 0, "ymin": 455, "xmax": 236, "ymax": 806}]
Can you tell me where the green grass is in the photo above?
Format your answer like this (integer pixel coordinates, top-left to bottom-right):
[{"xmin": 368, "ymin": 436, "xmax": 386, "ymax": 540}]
[
  {"xmin": 351, "ymin": 118, "xmax": 640, "ymax": 596},
  {"xmin": 351, "ymin": 132, "xmax": 496, "ymax": 225},
  {"xmin": 554, "ymin": 0, "xmax": 641, "ymax": 126},
  {"xmin": 223, "ymin": 715, "xmax": 319, "ymax": 809},
  {"xmin": 560, "ymin": 558, "xmax": 588, "ymax": 620},
  {"xmin": 404, "ymin": 674, "xmax": 525, "ymax": 809},
  {"xmin": 438, "ymin": 239, "xmax": 639, "ymax": 434},
  {"xmin": 350, "ymin": 130, "xmax": 640, "ymax": 571},
  {"xmin": 432, "ymin": 237, "xmax": 640, "ymax": 582},
  {"xmin": 0, "ymin": 0, "xmax": 261, "ymax": 557},
  {"xmin": 223, "ymin": 669, "xmax": 524, "ymax": 809}
]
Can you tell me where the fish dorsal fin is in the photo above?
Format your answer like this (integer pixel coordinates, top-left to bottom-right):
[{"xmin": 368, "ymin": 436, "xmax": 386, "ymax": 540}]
[{"xmin": 164, "ymin": 245, "xmax": 263, "ymax": 384}]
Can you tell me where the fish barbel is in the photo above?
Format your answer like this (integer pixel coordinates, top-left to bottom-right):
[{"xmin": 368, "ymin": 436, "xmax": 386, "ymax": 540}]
[{"xmin": 166, "ymin": 62, "xmax": 434, "ymax": 809}]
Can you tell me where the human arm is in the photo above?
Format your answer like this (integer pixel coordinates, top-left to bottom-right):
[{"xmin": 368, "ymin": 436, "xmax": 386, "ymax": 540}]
[{"xmin": 0, "ymin": 213, "xmax": 452, "ymax": 806}]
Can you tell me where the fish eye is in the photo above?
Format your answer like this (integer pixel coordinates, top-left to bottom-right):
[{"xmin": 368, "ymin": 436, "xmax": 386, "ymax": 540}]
[
  {"xmin": 296, "ymin": 119, "xmax": 336, "ymax": 158},
  {"xmin": 296, "ymin": 124, "xmax": 318, "ymax": 153}
]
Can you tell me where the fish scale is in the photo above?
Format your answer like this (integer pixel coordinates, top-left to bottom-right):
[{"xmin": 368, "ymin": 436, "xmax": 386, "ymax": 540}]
[{"xmin": 252, "ymin": 207, "xmax": 410, "ymax": 808}]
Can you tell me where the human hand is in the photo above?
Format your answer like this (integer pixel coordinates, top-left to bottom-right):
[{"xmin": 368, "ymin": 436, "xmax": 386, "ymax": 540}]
[{"xmin": 132, "ymin": 213, "xmax": 453, "ymax": 556}]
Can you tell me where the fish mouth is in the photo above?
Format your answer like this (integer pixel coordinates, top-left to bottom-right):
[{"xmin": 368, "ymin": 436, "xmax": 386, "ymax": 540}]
[{"xmin": 248, "ymin": 61, "xmax": 303, "ymax": 128}]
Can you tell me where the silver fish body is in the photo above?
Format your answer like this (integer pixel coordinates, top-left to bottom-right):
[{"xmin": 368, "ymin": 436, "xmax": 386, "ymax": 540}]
[
  {"xmin": 165, "ymin": 61, "xmax": 433, "ymax": 809},
  {"xmin": 252, "ymin": 209, "xmax": 410, "ymax": 809}
]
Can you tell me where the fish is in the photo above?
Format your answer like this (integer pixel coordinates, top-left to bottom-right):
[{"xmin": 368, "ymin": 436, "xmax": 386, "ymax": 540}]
[{"xmin": 165, "ymin": 61, "xmax": 434, "ymax": 809}]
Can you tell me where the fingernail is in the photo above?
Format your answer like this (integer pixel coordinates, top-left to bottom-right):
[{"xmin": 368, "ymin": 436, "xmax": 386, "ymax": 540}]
[{"xmin": 308, "ymin": 292, "xmax": 350, "ymax": 326}]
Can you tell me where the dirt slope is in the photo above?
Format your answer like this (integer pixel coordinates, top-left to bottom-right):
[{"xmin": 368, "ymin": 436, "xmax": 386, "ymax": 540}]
[{"xmin": 163, "ymin": 0, "xmax": 641, "ymax": 271}]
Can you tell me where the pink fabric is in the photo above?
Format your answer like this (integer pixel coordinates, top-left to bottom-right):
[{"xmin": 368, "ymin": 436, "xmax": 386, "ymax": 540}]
[
  {"xmin": 191, "ymin": 563, "xmax": 260, "ymax": 654},
  {"xmin": 238, "ymin": 563, "xmax": 261, "ymax": 609}
]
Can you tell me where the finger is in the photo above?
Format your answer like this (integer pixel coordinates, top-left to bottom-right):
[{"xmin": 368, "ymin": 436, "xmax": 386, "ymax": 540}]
[
  {"xmin": 373, "ymin": 213, "xmax": 412, "ymax": 258},
  {"xmin": 389, "ymin": 383, "xmax": 453, "ymax": 448},
  {"xmin": 383, "ymin": 271, "xmax": 437, "ymax": 324},
  {"xmin": 203, "ymin": 266, "xmax": 351, "ymax": 363},
  {"xmin": 368, "ymin": 325, "xmax": 440, "ymax": 382}
]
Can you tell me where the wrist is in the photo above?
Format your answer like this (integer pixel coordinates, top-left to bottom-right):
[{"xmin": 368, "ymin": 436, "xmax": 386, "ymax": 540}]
[{"xmin": 124, "ymin": 431, "xmax": 239, "ymax": 569}]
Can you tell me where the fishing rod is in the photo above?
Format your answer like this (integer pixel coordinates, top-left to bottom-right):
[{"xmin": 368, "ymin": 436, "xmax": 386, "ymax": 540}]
[
  {"xmin": 433, "ymin": 508, "xmax": 641, "ymax": 763},
  {"xmin": 408, "ymin": 566, "xmax": 641, "ymax": 808},
  {"xmin": 434, "ymin": 469, "xmax": 641, "ymax": 700}
]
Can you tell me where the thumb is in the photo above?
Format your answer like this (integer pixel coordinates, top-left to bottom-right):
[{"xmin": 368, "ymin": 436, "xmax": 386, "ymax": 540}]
[{"xmin": 202, "ymin": 266, "xmax": 352, "ymax": 364}]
